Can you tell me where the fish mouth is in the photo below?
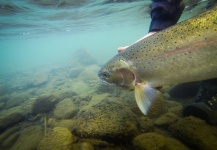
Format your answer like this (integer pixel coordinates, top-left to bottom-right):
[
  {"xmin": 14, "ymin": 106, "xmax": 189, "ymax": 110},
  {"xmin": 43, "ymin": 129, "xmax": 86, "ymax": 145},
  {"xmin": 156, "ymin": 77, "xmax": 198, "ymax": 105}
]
[{"xmin": 99, "ymin": 79, "xmax": 116, "ymax": 86}]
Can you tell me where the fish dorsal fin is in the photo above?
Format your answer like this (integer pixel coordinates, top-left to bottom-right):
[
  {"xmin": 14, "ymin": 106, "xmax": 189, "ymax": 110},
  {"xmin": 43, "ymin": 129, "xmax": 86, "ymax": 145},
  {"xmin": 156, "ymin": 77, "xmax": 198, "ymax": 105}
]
[{"xmin": 135, "ymin": 83, "xmax": 156, "ymax": 115}]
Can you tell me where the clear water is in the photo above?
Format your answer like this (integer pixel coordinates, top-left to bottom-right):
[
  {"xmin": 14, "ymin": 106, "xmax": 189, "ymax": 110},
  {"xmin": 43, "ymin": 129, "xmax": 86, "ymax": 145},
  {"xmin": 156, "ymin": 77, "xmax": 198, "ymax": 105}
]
[
  {"xmin": 0, "ymin": 0, "xmax": 153, "ymax": 77},
  {"xmin": 0, "ymin": 0, "xmax": 206, "ymax": 77},
  {"xmin": 1, "ymin": 0, "xmax": 215, "ymax": 149}
]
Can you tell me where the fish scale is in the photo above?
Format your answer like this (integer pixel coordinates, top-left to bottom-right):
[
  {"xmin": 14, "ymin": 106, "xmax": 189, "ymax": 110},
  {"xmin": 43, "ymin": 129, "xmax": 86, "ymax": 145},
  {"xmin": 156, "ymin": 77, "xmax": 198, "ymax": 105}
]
[
  {"xmin": 98, "ymin": 5, "xmax": 217, "ymax": 115},
  {"xmin": 118, "ymin": 6, "xmax": 217, "ymax": 87},
  {"xmin": 123, "ymin": 9, "xmax": 217, "ymax": 59}
]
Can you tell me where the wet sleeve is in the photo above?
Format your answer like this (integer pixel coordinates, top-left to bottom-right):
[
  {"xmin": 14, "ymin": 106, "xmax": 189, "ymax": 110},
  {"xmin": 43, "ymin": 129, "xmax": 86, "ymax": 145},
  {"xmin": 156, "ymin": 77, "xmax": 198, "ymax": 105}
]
[{"xmin": 149, "ymin": 0, "xmax": 185, "ymax": 32}]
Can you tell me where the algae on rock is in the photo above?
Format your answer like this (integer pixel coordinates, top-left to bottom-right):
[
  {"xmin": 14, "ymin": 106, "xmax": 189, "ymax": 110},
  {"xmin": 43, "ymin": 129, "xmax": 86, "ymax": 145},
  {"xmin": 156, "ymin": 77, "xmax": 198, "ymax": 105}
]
[
  {"xmin": 38, "ymin": 127, "xmax": 76, "ymax": 150},
  {"xmin": 74, "ymin": 94, "xmax": 140, "ymax": 138}
]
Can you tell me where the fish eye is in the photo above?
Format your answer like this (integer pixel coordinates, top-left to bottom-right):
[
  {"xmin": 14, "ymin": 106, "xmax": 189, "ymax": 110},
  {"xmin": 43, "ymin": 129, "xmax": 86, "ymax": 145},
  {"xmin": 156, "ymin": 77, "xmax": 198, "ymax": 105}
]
[{"xmin": 102, "ymin": 72, "xmax": 110, "ymax": 78}]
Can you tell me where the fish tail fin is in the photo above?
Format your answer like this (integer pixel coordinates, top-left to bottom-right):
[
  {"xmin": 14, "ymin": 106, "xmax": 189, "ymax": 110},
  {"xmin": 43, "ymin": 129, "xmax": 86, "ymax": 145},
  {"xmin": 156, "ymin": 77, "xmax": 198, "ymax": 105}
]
[{"xmin": 135, "ymin": 83, "xmax": 156, "ymax": 115}]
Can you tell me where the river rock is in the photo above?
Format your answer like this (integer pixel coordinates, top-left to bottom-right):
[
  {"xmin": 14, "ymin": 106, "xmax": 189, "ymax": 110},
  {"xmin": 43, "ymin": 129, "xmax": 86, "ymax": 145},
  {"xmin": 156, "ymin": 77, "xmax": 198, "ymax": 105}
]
[
  {"xmin": 133, "ymin": 132, "xmax": 189, "ymax": 150},
  {"xmin": 0, "ymin": 106, "xmax": 26, "ymax": 131},
  {"xmin": 68, "ymin": 67, "xmax": 84, "ymax": 78},
  {"xmin": 32, "ymin": 95, "xmax": 57, "ymax": 116},
  {"xmin": 169, "ymin": 116, "xmax": 217, "ymax": 150},
  {"xmin": 70, "ymin": 48, "xmax": 98, "ymax": 67},
  {"xmin": 168, "ymin": 82, "xmax": 199, "ymax": 100},
  {"xmin": 1, "ymin": 132, "xmax": 19, "ymax": 148},
  {"xmin": 54, "ymin": 98, "xmax": 79, "ymax": 119},
  {"xmin": 69, "ymin": 79, "xmax": 93, "ymax": 95},
  {"xmin": 57, "ymin": 90, "xmax": 77, "ymax": 100},
  {"xmin": 0, "ymin": 126, "xmax": 20, "ymax": 146},
  {"xmin": 8, "ymin": 69, "xmax": 48, "ymax": 91},
  {"xmin": 74, "ymin": 93, "xmax": 140, "ymax": 138},
  {"xmin": 133, "ymin": 133, "xmax": 166, "ymax": 150},
  {"xmin": 154, "ymin": 112, "xmax": 180, "ymax": 127},
  {"xmin": 146, "ymin": 92, "xmax": 168, "ymax": 119},
  {"xmin": 48, "ymin": 118, "xmax": 77, "ymax": 131},
  {"xmin": 38, "ymin": 127, "xmax": 76, "ymax": 150},
  {"xmin": 5, "ymin": 92, "xmax": 31, "ymax": 109},
  {"xmin": 137, "ymin": 116, "xmax": 154, "ymax": 133},
  {"xmin": 71, "ymin": 142, "xmax": 94, "ymax": 150},
  {"xmin": 77, "ymin": 65, "xmax": 100, "ymax": 81},
  {"xmin": 10, "ymin": 125, "xmax": 44, "ymax": 150},
  {"xmin": 80, "ymin": 138, "xmax": 112, "ymax": 147}
]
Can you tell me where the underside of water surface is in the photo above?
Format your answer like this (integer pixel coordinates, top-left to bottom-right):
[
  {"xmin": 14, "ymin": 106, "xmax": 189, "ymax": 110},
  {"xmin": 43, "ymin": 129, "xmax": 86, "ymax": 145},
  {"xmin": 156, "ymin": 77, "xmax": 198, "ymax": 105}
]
[{"xmin": 0, "ymin": 0, "xmax": 217, "ymax": 150}]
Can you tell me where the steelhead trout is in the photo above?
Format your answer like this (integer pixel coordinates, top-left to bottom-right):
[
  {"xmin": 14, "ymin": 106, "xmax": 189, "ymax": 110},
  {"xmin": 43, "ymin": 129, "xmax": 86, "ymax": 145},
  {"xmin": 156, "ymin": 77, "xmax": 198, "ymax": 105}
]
[{"xmin": 98, "ymin": 6, "xmax": 217, "ymax": 115}]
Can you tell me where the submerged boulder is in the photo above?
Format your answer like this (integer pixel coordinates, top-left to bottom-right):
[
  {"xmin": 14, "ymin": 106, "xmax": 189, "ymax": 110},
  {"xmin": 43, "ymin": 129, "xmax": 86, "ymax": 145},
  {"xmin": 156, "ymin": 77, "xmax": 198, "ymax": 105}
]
[
  {"xmin": 10, "ymin": 125, "xmax": 44, "ymax": 150},
  {"xmin": 169, "ymin": 116, "xmax": 217, "ymax": 150},
  {"xmin": 71, "ymin": 142, "xmax": 94, "ymax": 150},
  {"xmin": 74, "ymin": 93, "xmax": 141, "ymax": 138},
  {"xmin": 8, "ymin": 70, "xmax": 49, "ymax": 91},
  {"xmin": 38, "ymin": 127, "xmax": 76, "ymax": 150},
  {"xmin": 54, "ymin": 98, "xmax": 79, "ymax": 119},
  {"xmin": 133, "ymin": 133, "xmax": 167, "ymax": 150},
  {"xmin": 0, "ymin": 106, "xmax": 26, "ymax": 131},
  {"xmin": 1, "ymin": 132, "xmax": 19, "ymax": 148},
  {"xmin": 48, "ymin": 118, "xmax": 77, "ymax": 131},
  {"xmin": 70, "ymin": 48, "xmax": 98, "ymax": 67},
  {"xmin": 0, "ymin": 126, "xmax": 20, "ymax": 148},
  {"xmin": 154, "ymin": 112, "xmax": 180, "ymax": 127},
  {"xmin": 133, "ymin": 132, "xmax": 189, "ymax": 150},
  {"xmin": 77, "ymin": 65, "xmax": 100, "ymax": 81},
  {"xmin": 5, "ymin": 92, "xmax": 31, "ymax": 109},
  {"xmin": 32, "ymin": 95, "xmax": 57, "ymax": 116},
  {"xmin": 168, "ymin": 82, "xmax": 200, "ymax": 100}
]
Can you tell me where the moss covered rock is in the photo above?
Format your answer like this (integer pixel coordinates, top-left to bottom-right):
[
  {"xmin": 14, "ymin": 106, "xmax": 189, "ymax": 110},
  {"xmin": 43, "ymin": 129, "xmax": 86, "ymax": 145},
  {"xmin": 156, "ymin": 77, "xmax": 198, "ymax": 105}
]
[
  {"xmin": 0, "ymin": 126, "xmax": 20, "ymax": 148},
  {"xmin": 77, "ymin": 65, "xmax": 100, "ymax": 82},
  {"xmin": 38, "ymin": 127, "xmax": 75, "ymax": 150},
  {"xmin": 6, "ymin": 92, "xmax": 31, "ymax": 109},
  {"xmin": 8, "ymin": 70, "xmax": 48, "ymax": 91},
  {"xmin": 32, "ymin": 95, "xmax": 57, "ymax": 116},
  {"xmin": 10, "ymin": 125, "xmax": 44, "ymax": 150},
  {"xmin": 169, "ymin": 116, "xmax": 217, "ymax": 150},
  {"xmin": 71, "ymin": 142, "xmax": 94, "ymax": 150},
  {"xmin": 1, "ymin": 132, "xmax": 19, "ymax": 148},
  {"xmin": 54, "ymin": 98, "xmax": 78, "ymax": 119},
  {"xmin": 48, "ymin": 118, "xmax": 77, "ymax": 131},
  {"xmin": 133, "ymin": 132, "xmax": 189, "ymax": 150},
  {"xmin": 154, "ymin": 112, "xmax": 180, "ymax": 127},
  {"xmin": 133, "ymin": 133, "xmax": 166, "ymax": 150},
  {"xmin": 137, "ymin": 116, "xmax": 154, "ymax": 133},
  {"xmin": 74, "ymin": 94, "xmax": 140, "ymax": 138},
  {"xmin": 0, "ymin": 106, "xmax": 26, "ymax": 131}
]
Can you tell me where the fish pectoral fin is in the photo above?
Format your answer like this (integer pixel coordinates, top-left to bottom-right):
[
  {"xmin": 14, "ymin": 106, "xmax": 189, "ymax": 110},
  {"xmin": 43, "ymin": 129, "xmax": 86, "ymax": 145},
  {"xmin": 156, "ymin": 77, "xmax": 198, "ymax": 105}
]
[{"xmin": 134, "ymin": 83, "xmax": 156, "ymax": 115}]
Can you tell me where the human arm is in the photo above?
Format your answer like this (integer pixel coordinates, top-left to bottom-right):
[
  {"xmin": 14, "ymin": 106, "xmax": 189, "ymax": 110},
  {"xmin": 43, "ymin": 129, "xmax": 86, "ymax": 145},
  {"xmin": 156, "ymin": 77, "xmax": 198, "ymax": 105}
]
[{"xmin": 118, "ymin": 0, "xmax": 184, "ymax": 52}]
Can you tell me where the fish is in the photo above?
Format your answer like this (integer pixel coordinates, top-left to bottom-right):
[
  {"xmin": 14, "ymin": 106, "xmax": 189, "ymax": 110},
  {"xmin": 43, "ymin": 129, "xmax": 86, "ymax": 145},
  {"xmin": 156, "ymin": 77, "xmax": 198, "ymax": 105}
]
[{"xmin": 98, "ymin": 5, "xmax": 217, "ymax": 115}]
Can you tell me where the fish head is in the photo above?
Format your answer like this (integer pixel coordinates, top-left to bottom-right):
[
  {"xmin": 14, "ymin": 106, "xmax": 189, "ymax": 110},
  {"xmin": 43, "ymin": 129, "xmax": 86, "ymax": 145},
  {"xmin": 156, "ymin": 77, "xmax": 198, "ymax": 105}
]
[{"xmin": 98, "ymin": 56, "xmax": 135, "ymax": 90}]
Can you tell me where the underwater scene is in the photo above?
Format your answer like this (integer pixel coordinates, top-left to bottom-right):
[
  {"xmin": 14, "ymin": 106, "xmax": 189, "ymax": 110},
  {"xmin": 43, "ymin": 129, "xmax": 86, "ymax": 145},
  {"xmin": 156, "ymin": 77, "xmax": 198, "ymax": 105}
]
[{"xmin": 0, "ymin": 0, "xmax": 217, "ymax": 149}]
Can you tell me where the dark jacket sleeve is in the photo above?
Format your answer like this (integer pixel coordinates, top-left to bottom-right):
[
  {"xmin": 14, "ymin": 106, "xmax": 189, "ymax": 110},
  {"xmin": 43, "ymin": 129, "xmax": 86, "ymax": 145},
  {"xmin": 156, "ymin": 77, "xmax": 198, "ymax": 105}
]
[{"xmin": 149, "ymin": 0, "xmax": 185, "ymax": 32}]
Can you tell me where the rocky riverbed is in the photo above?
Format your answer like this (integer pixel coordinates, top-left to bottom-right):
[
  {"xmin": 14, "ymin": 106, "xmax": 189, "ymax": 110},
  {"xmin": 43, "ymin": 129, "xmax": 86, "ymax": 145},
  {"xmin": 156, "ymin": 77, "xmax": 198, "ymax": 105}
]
[{"xmin": 0, "ymin": 48, "xmax": 217, "ymax": 150}]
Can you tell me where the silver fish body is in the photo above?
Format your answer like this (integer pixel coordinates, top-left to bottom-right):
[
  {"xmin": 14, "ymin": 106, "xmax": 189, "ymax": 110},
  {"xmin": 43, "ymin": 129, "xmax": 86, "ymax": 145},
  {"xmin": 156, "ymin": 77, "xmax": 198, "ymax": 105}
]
[{"xmin": 98, "ymin": 6, "xmax": 217, "ymax": 115}]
